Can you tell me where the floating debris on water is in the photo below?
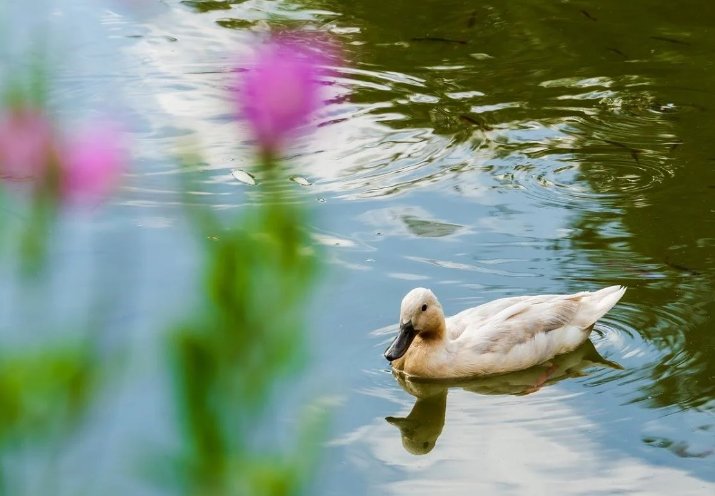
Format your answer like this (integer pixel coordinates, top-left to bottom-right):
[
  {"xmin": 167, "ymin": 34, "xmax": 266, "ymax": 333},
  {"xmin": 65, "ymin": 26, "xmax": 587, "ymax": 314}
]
[
  {"xmin": 460, "ymin": 114, "xmax": 492, "ymax": 131},
  {"xmin": 466, "ymin": 10, "xmax": 477, "ymax": 28},
  {"xmin": 650, "ymin": 35, "xmax": 691, "ymax": 46},
  {"xmin": 607, "ymin": 47, "xmax": 628, "ymax": 58},
  {"xmin": 231, "ymin": 169, "xmax": 256, "ymax": 185},
  {"xmin": 580, "ymin": 9, "xmax": 597, "ymax": 21},
  {"xmin": 290, "ymin": 175, "xmax": 311, "ymax": 186},
  {"xmin": 602, "ymin": 139, "xmax": 642, "ymax": 163},
  {"xmin": 411, "ymin": 36, "xmax": 468, "ymax": 45}
]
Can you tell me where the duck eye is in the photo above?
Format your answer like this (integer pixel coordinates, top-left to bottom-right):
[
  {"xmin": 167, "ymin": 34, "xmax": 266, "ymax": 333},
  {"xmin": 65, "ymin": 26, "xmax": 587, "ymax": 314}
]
[{"xmin": 421, "ymin": 304, "xmax": 428, "ymax": 311}]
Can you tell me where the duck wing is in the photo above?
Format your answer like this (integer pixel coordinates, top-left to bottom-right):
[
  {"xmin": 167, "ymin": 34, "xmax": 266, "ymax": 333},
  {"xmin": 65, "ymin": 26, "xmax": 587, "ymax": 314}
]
[
  {"xmin": 464, "ymin": 295, "xmax": 583, "ymax": 355},
  {"xmin": 454, "ymin": 286, "xmax": 626, "ymax": 356},
  {"xmin": 446, "ymin": 295, "xmax": 531, "ymax": 340}
]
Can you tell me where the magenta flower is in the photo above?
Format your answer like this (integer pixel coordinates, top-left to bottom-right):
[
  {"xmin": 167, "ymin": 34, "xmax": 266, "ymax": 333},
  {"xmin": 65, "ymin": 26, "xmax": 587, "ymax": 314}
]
[
  {"xmin": 0, "ymin": 108, "xmax": 55, "ymax": 181},
  {"xmin": 237, "ymin": 35, "xmax": 333, "ymax": 153},
  {"xmin": 60, "ymin": 123, "xmax": 126, "ymax": 205}
]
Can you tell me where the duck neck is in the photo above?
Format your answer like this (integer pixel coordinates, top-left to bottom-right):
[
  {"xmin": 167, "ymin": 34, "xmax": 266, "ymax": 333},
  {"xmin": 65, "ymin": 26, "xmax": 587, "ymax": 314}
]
[{"xmin": 418, "ymin": 317, "xmax": 447, "ymax": 343}]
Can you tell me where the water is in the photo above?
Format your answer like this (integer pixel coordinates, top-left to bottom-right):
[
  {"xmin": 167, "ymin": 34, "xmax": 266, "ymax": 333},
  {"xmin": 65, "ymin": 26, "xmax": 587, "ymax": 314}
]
[{"xmin": 1, "ymin": 0, "xmax": 714, "ymax": 494}]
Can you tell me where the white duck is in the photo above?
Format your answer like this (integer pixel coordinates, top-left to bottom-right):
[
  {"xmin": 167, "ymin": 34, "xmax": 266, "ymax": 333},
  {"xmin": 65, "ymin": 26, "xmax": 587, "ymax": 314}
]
[{"xmin": 385, "ymin": 285, "xmax": 626, "ymax": 379}]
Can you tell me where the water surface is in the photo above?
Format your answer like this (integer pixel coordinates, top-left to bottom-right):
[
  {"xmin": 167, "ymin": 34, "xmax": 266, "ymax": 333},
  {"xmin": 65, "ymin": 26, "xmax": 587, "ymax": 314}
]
[{"xmin": 1, "ymin": 0, "xmax": 714, "ymax": 494}]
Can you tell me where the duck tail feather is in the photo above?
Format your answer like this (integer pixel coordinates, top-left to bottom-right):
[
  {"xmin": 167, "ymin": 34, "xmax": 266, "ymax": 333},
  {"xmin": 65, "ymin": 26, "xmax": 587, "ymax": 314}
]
[{"xmin": 576, "ymin": 285, "xmax": 626, "ymax": 328}]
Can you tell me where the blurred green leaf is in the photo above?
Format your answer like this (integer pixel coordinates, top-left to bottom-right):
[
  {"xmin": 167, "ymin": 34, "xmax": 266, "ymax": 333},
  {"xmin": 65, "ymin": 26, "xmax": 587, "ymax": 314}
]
[
  {"xmin": 167, "ymin": 152, "xmax": 323, "ymax": 495},
  {"xmin": 0, "ymin": 343, "xmax": 96, "ymax": 445}
]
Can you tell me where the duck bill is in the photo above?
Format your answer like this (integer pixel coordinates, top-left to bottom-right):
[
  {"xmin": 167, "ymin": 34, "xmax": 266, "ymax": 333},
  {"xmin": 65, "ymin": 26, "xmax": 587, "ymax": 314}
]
[{"xmin": 385, "ymin": 322, "xmax": 417, "ymax": 361}]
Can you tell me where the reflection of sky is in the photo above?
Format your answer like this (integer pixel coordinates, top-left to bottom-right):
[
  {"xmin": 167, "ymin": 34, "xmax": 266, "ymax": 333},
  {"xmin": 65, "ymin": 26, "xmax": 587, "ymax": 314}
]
[{"xmin": 341, "ymin": 388, "xmax": 714, "ymax": 495}]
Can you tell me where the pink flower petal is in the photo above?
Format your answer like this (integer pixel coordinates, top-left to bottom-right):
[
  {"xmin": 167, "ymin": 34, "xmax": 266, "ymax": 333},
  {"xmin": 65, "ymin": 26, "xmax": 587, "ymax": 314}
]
[
  {"xmin": 236, "ymin": 34, "xmax": 336, "ymax": 153},
  {"xmin": 61, "ymin": 123, "xmax": 127, "ymax": 205}
]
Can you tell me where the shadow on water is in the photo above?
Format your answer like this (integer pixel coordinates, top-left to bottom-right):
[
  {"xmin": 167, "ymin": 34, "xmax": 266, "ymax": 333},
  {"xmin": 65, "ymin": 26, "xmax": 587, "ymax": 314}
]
[{"xmin": 386, "ymin": 340, "xmax": 621, "ymax": 455}]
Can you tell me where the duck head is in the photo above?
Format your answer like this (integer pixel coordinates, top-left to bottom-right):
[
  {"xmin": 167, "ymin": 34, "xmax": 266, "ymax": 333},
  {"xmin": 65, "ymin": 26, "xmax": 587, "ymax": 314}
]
[{"xmin": 385, "ymin": 288, "xmax": 445, "ymax": 361}]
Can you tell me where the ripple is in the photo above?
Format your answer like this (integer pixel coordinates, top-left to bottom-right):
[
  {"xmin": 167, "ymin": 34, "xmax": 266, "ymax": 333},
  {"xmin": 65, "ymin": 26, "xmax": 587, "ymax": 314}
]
[
  {"xmin": 405, "ymin": 255, "xmax": 538, "ymax": 278},
  {"xmin": 119, "ymin": 8, "xmax": 683, "ymax": 212},
  {"xmin": 491, "ymin": 157, "xmax": 671, "ymax": 210},
  {"xmin": 471, "ymin": 103, "xmax": 679, "ymax": 210},
  {"xmin": 582, "ymin": 300, "xmax": 709, "ymax": 410}
]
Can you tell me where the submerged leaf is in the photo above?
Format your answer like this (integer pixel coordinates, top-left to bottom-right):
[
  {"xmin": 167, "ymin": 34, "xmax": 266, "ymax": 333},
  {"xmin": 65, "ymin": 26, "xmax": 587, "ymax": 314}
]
[{"xmin": 401, "ymin": 215, "xmax": 462, "ymax": 237}]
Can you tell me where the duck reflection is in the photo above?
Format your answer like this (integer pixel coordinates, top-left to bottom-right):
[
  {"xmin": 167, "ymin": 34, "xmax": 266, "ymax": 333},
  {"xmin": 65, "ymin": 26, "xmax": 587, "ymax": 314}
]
[{"xmin": 386, "ymin": 339, "xmax": 621, "ymax": 455}]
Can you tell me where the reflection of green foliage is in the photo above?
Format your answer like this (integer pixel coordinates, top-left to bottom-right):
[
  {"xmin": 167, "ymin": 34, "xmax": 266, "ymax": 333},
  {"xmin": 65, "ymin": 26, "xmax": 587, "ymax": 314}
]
[
  {"xmin": 215, "ymin": 18, "xmax": 255, "ymax": 30},
  {"xmin": 169, "ymin": 158, "xmax": 322, "ymax": 495},
  {"xmin": 180, "ymin": 0, "xmax": 243, "ymax": 13}
]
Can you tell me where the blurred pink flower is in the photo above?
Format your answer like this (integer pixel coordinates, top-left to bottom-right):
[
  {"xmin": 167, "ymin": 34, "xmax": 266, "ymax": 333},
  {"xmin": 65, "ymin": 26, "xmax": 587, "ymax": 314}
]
[
  {"xmin": 237, "ymin": 35, "xmax": 333, "ymax": 153},
  {"xmin": 61, "ymin": 123, "xmax": 126, "ymax": 205},
  {"xmin": 0, "ymin": 108, "xmax": 54, "ymax": 181}
]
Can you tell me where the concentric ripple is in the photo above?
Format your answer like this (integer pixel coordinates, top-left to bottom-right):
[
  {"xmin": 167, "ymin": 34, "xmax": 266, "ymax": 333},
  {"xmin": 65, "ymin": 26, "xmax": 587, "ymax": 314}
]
[
  {"xmin": 584, "ymin": 299, "xmax": 711, "ymax": 409},
  {"xmin": 490, "ymin": 156, "xmax": 673, "ymax": 210}
]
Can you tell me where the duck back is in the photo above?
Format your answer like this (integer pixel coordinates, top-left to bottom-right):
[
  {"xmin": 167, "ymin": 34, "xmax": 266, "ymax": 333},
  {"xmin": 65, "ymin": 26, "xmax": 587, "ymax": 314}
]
[{"xmin": 444, "ymin": 285, "xmax": 626, "ymax": 377}]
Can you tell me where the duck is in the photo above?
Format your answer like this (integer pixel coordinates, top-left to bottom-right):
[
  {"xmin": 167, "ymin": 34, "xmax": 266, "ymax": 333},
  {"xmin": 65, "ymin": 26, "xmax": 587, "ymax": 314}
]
[{"xmin": 384, "ymin": 285, "xmax": 626, "ymax": 379}]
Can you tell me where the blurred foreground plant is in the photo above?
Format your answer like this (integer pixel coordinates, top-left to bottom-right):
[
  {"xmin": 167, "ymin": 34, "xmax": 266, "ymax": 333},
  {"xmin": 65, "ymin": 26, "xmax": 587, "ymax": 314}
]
[
  {"xmin": 0, "ymin": 342, "xmax": 97, "ymax": 494},
  {"xmin": 0, "ymin": 75, "xmax": 128, "ymax": 491},
  {"xmin": 0, "ymin": 18, "xmax": 338, "ymax": 495},
  {"xmin": 0, "ymin": 102, "xmax": 126, "ymax": 273},
  {"xmin": 168, "ymin": 34, "xmax": 338, "ymax": 495}
]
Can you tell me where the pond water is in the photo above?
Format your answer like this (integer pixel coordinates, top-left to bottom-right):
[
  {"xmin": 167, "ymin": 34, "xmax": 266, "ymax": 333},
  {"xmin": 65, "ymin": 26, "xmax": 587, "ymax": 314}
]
[{"xmin": 1, "ymin": 0, "xmax": 714, "ymax": 494}]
